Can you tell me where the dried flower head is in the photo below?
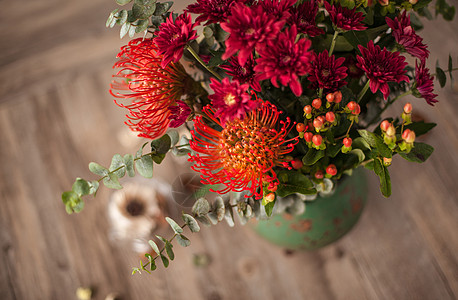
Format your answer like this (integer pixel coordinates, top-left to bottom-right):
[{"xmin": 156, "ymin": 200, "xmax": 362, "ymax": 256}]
[{"xmin": 189, "ymin": 101, "xmax": 298, "ymax": 199}]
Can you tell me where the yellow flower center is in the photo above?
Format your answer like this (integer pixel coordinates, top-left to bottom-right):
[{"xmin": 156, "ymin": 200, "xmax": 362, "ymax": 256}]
[{"xmin": 224, "ymin": 93, "xmax": 236, "ymax": 106}]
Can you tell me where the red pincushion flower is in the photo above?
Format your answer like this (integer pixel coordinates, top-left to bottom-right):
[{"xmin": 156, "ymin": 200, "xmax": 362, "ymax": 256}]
[
  {"xmin": 188, "ymin": 101, "xmax": 298, "ymax": 199},
  {"xmin": 414, "ymin": 60, "xmax": 438, "ymax": 106},
  {"xmin": 357, "ymin": 41, "xmax": 409, "ymax": 100},
  {"xmin": 154, "ymin": 12, "xmax": 197, "ymax": 68},
  {"xmin": 254, "ymin": 25, "xmax": 313, "ymax": 97},
  {"xmin": 186, "ymin": 0, "xmax": 249, "ymax": 25},
  {"xmin": 221, "ymin": 2, "xmax": 285, "ymax": 66},
  {"xmin": 324, "ymin": 2, "xmax": 367, "ymax": 32},
  {"xmin": 308, "ymin": 50, "xmax": 348, "ymax": 92},
  {"xmin": 386, "ymin": 11, "xmax": 429, "ymax": 62},
  {"xmin": 111, "ymin": 38, "xmax": 191, "ymax": 139},
  {"xmin": 221, "ymin": 55, "xmax": 261, "ymax": 92},
  {"xmin": 208, "ymin": 77, "xmax": 259, "ymax": 124},
  {"xmin": 289, "ymin": 0, "xmax": 324, "ymax": 37}
]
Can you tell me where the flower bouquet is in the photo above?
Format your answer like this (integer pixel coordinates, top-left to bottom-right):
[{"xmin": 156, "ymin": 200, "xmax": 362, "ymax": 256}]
[{"xmin": 62, "ymin": 0, "xmax": 456, "ymax": 272}]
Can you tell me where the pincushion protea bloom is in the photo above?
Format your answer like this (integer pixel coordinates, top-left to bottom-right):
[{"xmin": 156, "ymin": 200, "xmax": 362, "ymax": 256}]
[
  {"xmin": 414, "ymin": 60, "xmax": 438, "ymax": 105},
  {"xmin": 357, "ymin": 41, "xmax": 409, "ymax": 100},
  {"xmin": 111, "ymin": 38, "xmax": 192, "ymax": 139},
  {"xmin": 386, "ymin": 11, "xmax": 429, "ymax": 62},
  {"xmin": 154, "ymin": 12, "xmax": 197, "ymax": 68},
  {"xmin": 308, "ymin": 50, "xmax": 348, "ymax": 92},
  {"xmin": 324, "ymin": 1, "xmax": 367, "ymax": 32},
  {"xmin": 189, "ymin": 101, "xmax": 298, "ymax": 199}
]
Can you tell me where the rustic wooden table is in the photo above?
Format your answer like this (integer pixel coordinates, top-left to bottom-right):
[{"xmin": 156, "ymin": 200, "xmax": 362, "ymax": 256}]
[{"xmin": 1, "ymin": 1, "xmax": 457, "ymax": 299}]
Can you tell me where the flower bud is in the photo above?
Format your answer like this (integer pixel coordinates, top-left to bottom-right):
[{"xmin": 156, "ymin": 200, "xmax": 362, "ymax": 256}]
[
  {"xmin": 313, "ymin": 118, "xmax": 323, "ymax": 130},
  {"xmin": 326, "ymin": 164, "xmax": 337, "ymax": 176},
  {"xmin": 291, "ymin": 158, "xmax": 303, "ymax": 170},
  {"xmin": 312, "ymin": 98, "xmax": 322, "ymax": 110},
  {"xmin": 343, "ymin": 137, "xmax": 352, "ymax": 148},
  {"xmin": 326, "ymin": 111, "xmax": 336, "ymax": 123},
  {"xmin": 326, "ymin": 93, "xmax": 334, "ymax": 103},
  {"xmin": 352, "ymin": 104, "xmax": 361, "ymax": 115},
  {"xmin": 264, "ymin": 192, "xmax": 276, "ymax": 204},
  {"xmin": 303, "ymin": 105, "xmax": 312, "ymax": 115},
  {"xmin": 347, "ymin": 101, "xmax": 357, "ymax": 111},
  {"xmin": 304, "ymin": 132, "xmax": 313, "ymax": 142},
  {"xmin": 380, "ymin": 120, "xmax": 391, "ymax": 132},
  {"xmin": 315, "ymin": 170, "xmax": 324, "ymax": 179},
  {"xmin": 333, "ymin": 91, "xmax": 342, "ymax": 103},
  {"xmin": 296, "ymin": 123, "xmax": 306, "ymax": 132},
  {"xmin": 312, "ymin": 134, "xmax": 322, "ymax": 146},
  {"xmin": 402, "ymin": 129, "xmax": 416, "ymax": 143},
  {"xmin": 378, "ymin": 0, "xmax": 389, "ymax": 6},
  {"xmin": 383, "ymin": 157, "xmax": 392, "ymax": 166},
  {"xmin": 386, "ymin": 124, "xmax": 396, "ymax": 137},
  {"xmin": 403, "ymin": 102, "xmax": 412, "ymax": 114}
]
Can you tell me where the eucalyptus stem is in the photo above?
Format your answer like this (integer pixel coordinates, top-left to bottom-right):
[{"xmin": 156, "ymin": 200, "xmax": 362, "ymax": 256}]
[
  {"xmin": 366, "ymin": 90, "xmax": 412, "ymax": 127},
  {"xmin": 186, "ymin": 46, "xmax": 223, "ymax": 81},
  {"xmin": 431, "ymin": 67, "xmax": 458, "ymax": 77},
  {"xmin": 356, "ymin": 80, "xmax": 370, "ymax": 103}
]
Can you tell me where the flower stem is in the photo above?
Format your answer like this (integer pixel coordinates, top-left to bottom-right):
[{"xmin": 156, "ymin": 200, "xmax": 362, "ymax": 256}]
[
  {"xmin": 356, "ymin": 80, "xmax": 370, "ymax": 103},
  {"xmin": 186, "ymin": 46, "xmax": 223, "ymax": 81},
  {"xmin": 328, "ymin": 31, "xmax": 339, "ymax": 57},
  {"xmin": 366, "ymin": 90, "xmax": 412, "ymax": 127}
]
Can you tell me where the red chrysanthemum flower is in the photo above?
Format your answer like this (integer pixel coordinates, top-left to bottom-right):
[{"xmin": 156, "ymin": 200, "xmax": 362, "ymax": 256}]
[
  {"xmin": 208, "ymin": 77, "xmax": 259, "ymax": 124},
  {"xmin": 324, "ymin": 1, "xmax": 367, "ymax": 32},
  {"xmin": 188, "ymin": 101, "xmax": 298, "ymax": 199},
  {"xmin": 344, "ymin": 55, "xmax": 364, "ymax": 78},
  {"xmin": 186, "ymin": 0, "xmax": 249, "ymax": 25},
  {"xmin": 357, "ymin": 41, "xmax": 409, "ymax": 100},
  {"xmin": 308, "ymin": 50, "xmax": 348, "ymax": 92},
  {"xmin": 289, "ymin": 0, "xmax": 324, "ymax": 37},
  {"xmin": 221, "ymin": 55, "xmax": 261, "ymax": 92},
  {"xmin": 221, "ymin": 2, "xmax": 285, "ymax": 66},
  {"xmin": 154, "ymin": 12, "xmax": 197, "ymax": 68},
  {"xmin": 168, "ymin": 100, "xmax": 191, "ymax": 127},
  {"xmin": 111, "ymin": 38, "xmax": 192, "ymax": 139},
  {"xmin": 386, "ymin": 11, "xmax": 429, "ymax": 62},
  {"xmin": 257, "ymin": 0, "xmax": 296, "ymax": 21},
  {"xmin": 254, "ymin": 25, "xmax": 313, "ymax": 97},
  {"xmin": 414, "ymin": 60, "xmax": 438, "ymax": 106}
]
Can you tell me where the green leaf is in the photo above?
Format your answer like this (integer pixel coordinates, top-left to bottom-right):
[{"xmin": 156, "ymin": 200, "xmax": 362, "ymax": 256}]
[
  {"xmin": 151, "ymin": 134, "xmax": 172, "ymax": 154},
  {"xmin": 110, "ymin": 154, "xmax": 126, "ymax": 178},
  {"xmin": 264, "ymin": 201, "xmax": 275, "ymax": 217},
  {"xmin": 448, "ymin": 55, "xmax": 454, "ymax": 81},
  {"xmin": 349, "ymin": 149, "xmax": 365, "ymax": 164},
  {"xmin": 117, "ymin": 9, "xmax": 128, "ymax": 25},
  {"xmin": 167, "ymin": 130, "xmax": 179, "ymax": 146},
  {"xmin": 214, "ymin": 197, "xmax": 225, "ymax": 222},
  {"xmin": 120, "ymin": 22, "xmax": 130, "ymax": 38},
  {"xmin": 144, "ymin": 253, "xmax": 157, "ymax": 270},
  {"xmin": 374, "ymin": 158, "xmax": 391, "ymax": 197},
  {"xmin": 165, "ymin": 241, "xmax": 174, "ymax": 260},
  {"xmin": 135, "ymin": 155, "xmax": 154, "ymax": 178},
  {"xmin": 132, "ymin": 0, "xmax": 157, "ymax": 20},
  {"xmin": 103, "ymin": 173, "xmax": 123, "ymax": 189},
  {"xmin": 326, "ymin": 143, "xmax": 341, "ymax": 158},
  {"xmin": 364, "ymin": 160, "xmax": 375, "ymax": 171},
  {"xmin": 148, "ymin": 240, "xmax": 161, "ymax": 256},
  {"xmin": 62, "ymin": 191, "xmax": 84, "ymax": 214},
  {"xmin": 88, "ymin": 180, "xmax": 99, "ymax": 195},
  {"xmin": 192, "ymin": 198, "xmax": 211, "ymax": 217},
  {"xmin": 358, "ymin": 130, "xmax": 392, "ymax": 158},
  {"xmin": 357, "ymin": 130, "xmax": 377, "ymax": 147},
  {"xmin": 72, "ymin": 178, "xmax": 90, "ymax": 196},
  {"xmin": 153, "ymin": 1, "xmax": 173, "ymax": 16},
  {"xmin": 135, "ymin": 19, "xmax": 149, "ymax": 33},
  {"xmin": 152, "ymin": 153, "xmax": 166, "ymax": 164},
  {"xmin": 182, "ymin": 214, "xmax": 200, "ymax": 232},
  {"xmin": 160, "ymin": 254, "xmax": 169, "ymax": 267},
  {"xmin": 176, "ymin": 234, "xmax": 191, "ymax": 247},
  {"xmin": 89, "ymin": 162, "xmax": 108, "ymax": 177},
  {"xmin": 436, "ymin": 61, "xmax": 447, "ymax": 88},
  {"xmin": 352, "ymin": 137, "xmax": 371, "ymax": 151},
  {"xmin": 405, "ymin": 121, "xmax": 436, "ymax": 137},
  {"xmin": 123, "ymin": 154, "xmax": 135, "ymax": 177},
  {"xmin": 106, "ymin": 9, "xmax": 119, "ymax": 27},
  {"xmin": 276, "ymin": 170, "xmax": 316, "ymax": 197},
  {"xmin": 116, "ymin": 0, "xmax": 133, "ymax": 5},
  {"xmin": 165, "ymin": 217, "xmax": 183, "ymax": 234},
  {"xmin": 398, "ymin": 142, "xmax": 434, "ymax": 163},
  {"xmin": 302, "ymin": 148, "xmax": 325, "ymax": 166}
]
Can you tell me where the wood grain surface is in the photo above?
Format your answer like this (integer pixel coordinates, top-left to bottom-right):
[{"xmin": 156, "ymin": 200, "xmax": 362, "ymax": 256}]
[{"xmin": 1, "ymin": 1, "xmax": 457, "ymax": 299}]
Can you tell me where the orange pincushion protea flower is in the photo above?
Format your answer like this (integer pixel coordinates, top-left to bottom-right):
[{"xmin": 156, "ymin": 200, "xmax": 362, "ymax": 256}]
[
  {"xmin": 189, "ymin": 100, "xmax": 298, "ymax": 199},
  {"xmin": 111, "ymin": 38, "xmax": 191, "ymax": 139}
]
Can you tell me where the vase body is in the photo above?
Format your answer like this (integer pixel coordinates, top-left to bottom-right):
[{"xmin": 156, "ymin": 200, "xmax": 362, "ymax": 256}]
[{"xmin": 252, "ymin": 169, "xmax": 367, "ymax": 250}]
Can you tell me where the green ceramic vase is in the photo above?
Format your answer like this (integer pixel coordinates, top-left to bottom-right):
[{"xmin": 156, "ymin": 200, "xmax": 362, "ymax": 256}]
[{"xmin": 252, "ymin": 168, "xmax": 367, "ymax": 250}]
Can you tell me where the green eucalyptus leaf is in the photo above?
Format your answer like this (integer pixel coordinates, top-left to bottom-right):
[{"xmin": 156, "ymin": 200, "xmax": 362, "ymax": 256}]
[
  {"xmin": 62, "ymin": 191, "xmax": 84, "ymax": 214},
  {"xmin": 182, "ymin": 214, "xmax": 200, "ymax": 232},
  {"xmin": 374, "ymin": 158, "xmax": 391, "ymax": 197},
  {"xmin": 132, "ymin": 0, "xmax": 157, "ymax": 20},
  {"xmin": 116, "ymin": 0, "xmax": 133, "ymax": 5},
  {"xmin": 135, "ymin": 155, "xmax": 154, "ymax": 178},
  {"xmin": 165, "ymin": 242, "xmax": 174, "ymax": 260},
  {"xmin": 160, "ymin": 254, "xmax": 169, "ymax": 267},
  {"xmin": 152, "ymin": 153, "xmax": 166, "ymax": 164},
  {"xmin": 123, "ymin": 154, "xmax": 135, "ymax": 177},
  {"xmin": 106, "ymin": 9, "xmax": 119, "ymax": 27},
  {"xmin": 103, "ymin": 173, "xmax": 123, "ymax": 189},
  {"xmin": 72, "ymin": 178, "xmax": 90, "ymax": 196},
  {"xmin": 302, "ymin": 148, "xmax": 325, "ymax": 165},
  {"xmin": 148, "ymin": 240, "xmax": 161, "ymax": 256},
  {"xmin": 167, "ymin": 130, "xmax": 179, "ymax": 146},
  {"xmin": 89, "ymin": 180, "xmax": 99, "ymax": 195},
  {"xmin": 192, "ymin": 198, "xmax": 211, "ymax": 217},
  {"xmin": 448, "ymin": 54, "xmax": 453, "ymax": 80},
  {"xmin": 195, "ymin": 215, "xmax": 212, "ymax": 226},
  {"xmin": 89, "ymin": 162, "xmax": 108, "ymax": 177},
  {"xmin": 110, "ymin": 154, "xmax": 126, "ymax": 178},
  {"xmin": 153, "ymin": 1, "xmax": 173, "ymax": 16},
  {"xmin": 120, "ymin": 22, "xmax": 130, "ymax": 38},
  {"xmin": 151, "ymin": 134, "xmax": 172, "ymax": 154},
  {"xmin": 165, "ymin": 217, "xmax": 183, "ymax": 234},
  {"xmin": 176, "ymin": 234, "xmax": 191, "ymax": 247},
  {"xmin": 436, "ymin": 61, "xmax": 447, "ymax": 88},
  {"xmin": 203, "ymin": 26, "xmax": 213, "ymax": 38},
  {"xmin": 135, "ymin": 19, "xmax": 149, "ymax": 33},
  {"xmin": 398, "ymin": 142, "xmax": 434, "ymax": 163},
  {"xmin": 214, "ymin": 197, "xmax": 225, "ymax": 221},
  {"xmin": 117, "ymin": 9, "xmax": 128, "ymax": 25}
]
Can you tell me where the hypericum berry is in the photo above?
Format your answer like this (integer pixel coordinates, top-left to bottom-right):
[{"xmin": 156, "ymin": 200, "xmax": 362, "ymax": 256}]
[
  {"xmin": 347, "ymin": 101, "xmax": 357, "ymax": 111},
  {"xmin": 343, "ymin": 137, "xmax": 352, "ymax": 147},
  {"xmin": 409, "ymin": 0, "xmax": 418, "ymax": 4},
  {"xmin": 315, "ymin": 170, "xmax": 324, "ymax": 179},
  {"xmin": 312, "ymin": 98, "xmax": 322, "ymax": 109},
  {"xmin": 312, "ymin": 134, "xmax": 322, "ymax": 146},
  {"xmin": 296, "ymin": 123, "xmax": 306, "ymax": 132},
  {"xmin": 291, "ymin": 158, "xmax": 303, "ymax": 170},
  {"xmin": 326, "ymin": 93, "xmax": 335, "ymax": 103},
  {"xmin": 333, "ymin": 91, "xmax": 342, "ymax": 103},
  {"xmin": 402, "ymin": 129, "xmax": 416, "ymax": 143},
  {"xmin": 386, "ymin": 124, "xmax": 396, "ymax": 137},
  {"xmin": 268, "ymin": 184, "xmax": 278, "ymax": 192},
  {"xmin": 313, "ymin": 118, "xmax": 323, "ymax": 130},
  {"xmin": 326, "ymin": 164, "xmax": 337, "ymax": 176},
  {"xmin": 304, "ymin": 132, "xmax": 313, "ymax": 142},
  {"xmin": 378, "ymin": 0, "xmax": 389, "ymax": 5},
  {"xmin": 352, "ymin": 104, "xmax": 361, "ymax": 115},
  {"xmin": 325, "ymin": 111, "xmax": 336, "ymax": 123},
  {"xmin": 304, "ymin": 105, "xmax": 312, "ymax": 114},
  {"xmin": 403, "ymin": 102, "xmax": 412, "ymax": 114},
  {"xmin": 383, "ymin": 157, "xmax": 392, "ymax": 166},
  {"xmin": 380, "ymin": 120, "xmax": 391, "ymax": 132},
  {"xmin": 264, "ymin": 192, "xmax": 276, "ymax": 204}
]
